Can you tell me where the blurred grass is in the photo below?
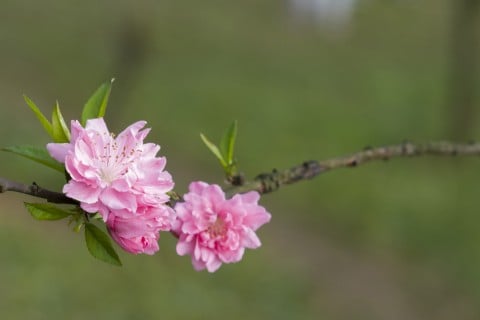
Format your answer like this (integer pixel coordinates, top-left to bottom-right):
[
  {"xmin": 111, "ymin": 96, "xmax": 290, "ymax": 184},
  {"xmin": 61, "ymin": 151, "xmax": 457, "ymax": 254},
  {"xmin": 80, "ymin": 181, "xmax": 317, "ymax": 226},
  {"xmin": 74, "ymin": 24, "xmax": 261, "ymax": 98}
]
[{"xmin": 0, "ymin": 0, "xmax": 480, "ymax": 319}]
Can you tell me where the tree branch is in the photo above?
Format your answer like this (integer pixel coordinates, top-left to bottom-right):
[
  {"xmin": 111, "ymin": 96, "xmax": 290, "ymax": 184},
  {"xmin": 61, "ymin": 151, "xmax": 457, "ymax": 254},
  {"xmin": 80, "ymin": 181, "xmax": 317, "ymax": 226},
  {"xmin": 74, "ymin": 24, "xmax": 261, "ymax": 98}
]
[
  {"xmin": 0, "ymin": 178, "xmax": 78, "ymax": 204},
  {"xmin": 227, "ymin": 141, "xmax": 480, "ymax": 195},
  {"xmin": 3, "ymin": 141, "xmax": 480, "ymax": 203}
]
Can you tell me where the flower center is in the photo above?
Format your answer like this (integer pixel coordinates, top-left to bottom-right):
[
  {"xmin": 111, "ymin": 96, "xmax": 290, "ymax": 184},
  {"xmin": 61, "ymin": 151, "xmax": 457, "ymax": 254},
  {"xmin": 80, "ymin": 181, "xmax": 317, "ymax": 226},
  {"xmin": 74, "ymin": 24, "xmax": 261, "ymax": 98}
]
[
  {"xmin": 99, "ymin": 166, "xmax": 121, "ymax": 184},
  {"xmin": 97, "ymin": 140, "xmax": 141, "ymax": 184},
  {"xmin": 207, "ymin": 217, "xmax": 226, "ymax": 238}
]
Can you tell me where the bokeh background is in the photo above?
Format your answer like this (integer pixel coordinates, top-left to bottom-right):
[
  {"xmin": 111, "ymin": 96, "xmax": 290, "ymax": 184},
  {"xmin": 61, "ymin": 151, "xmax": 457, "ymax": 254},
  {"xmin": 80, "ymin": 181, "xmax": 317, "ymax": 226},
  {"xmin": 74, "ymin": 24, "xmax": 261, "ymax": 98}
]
[{"xmin": 1, "ymin": 0, "xmax": 480, "ymax": 319}]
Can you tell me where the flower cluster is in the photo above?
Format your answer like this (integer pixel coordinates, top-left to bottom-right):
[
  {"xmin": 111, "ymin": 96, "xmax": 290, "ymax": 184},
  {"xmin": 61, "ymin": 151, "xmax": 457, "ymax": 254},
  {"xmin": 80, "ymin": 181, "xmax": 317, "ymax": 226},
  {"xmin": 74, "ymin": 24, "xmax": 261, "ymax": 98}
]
[
  {"xmin": 48, "ymin": 117, "xmax": 271, "ymax": 271},
  {"xmin": 47, "ymin": 118, "xmax": 175, "ymax": 254}
]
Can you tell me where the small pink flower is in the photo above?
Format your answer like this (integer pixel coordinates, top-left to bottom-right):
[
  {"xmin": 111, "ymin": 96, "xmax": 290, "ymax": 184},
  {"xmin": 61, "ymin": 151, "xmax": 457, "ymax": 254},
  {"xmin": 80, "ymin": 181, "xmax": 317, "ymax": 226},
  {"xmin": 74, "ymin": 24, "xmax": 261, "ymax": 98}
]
[
  {"xmin": 47, "ymin": 118, "xmax": 175, "ymax": 254},
  {"xmin": 107, "ymin": 206, "xmax": 176, "ymax": 255},
  {"xmin": 173, "ymin": 181, "xmax": 271, "ymax": 272}
]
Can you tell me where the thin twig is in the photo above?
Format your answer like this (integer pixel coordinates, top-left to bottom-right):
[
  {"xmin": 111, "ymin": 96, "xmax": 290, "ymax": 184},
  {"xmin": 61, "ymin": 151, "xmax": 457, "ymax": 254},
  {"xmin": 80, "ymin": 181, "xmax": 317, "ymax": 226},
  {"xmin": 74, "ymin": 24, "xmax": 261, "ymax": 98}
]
[
  {"xmin": 0, "ymin": 178, "xmax": 77, "ymax": 204},
  {"xmin": 227, "ymin": 141, "xmax": 480, "ymax": 196}
]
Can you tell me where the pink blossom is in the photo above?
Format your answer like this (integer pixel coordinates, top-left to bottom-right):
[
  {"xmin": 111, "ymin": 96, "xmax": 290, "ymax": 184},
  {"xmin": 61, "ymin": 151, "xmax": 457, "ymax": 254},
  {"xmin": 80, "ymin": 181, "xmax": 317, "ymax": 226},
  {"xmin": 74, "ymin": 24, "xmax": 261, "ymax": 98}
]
[
  {"xmin": 173, "ymin": 181, "xmax": 271, "ymax": 272},
  {"xmin": 107, "ymin": 206, "xmax": 176, "ymax": 255},
  {"xmin": 47, "ymin": 118, "xmax": 175, "ymax": 254}
]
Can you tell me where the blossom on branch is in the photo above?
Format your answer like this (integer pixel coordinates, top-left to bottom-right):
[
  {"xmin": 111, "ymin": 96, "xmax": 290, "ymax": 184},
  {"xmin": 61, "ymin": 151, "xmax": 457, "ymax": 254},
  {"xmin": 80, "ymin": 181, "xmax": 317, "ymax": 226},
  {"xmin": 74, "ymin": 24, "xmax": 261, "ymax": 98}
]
[
  {"xmin": 47, "ymin": 118, "xmax": 175, "ymax": 254},
  {"xmin": 173, "ymin": 181, "xmax": 271, "ymax": 272},
  {"xmin": 107, "ymin": 205, "xmax": 176, "ymax": 254}
]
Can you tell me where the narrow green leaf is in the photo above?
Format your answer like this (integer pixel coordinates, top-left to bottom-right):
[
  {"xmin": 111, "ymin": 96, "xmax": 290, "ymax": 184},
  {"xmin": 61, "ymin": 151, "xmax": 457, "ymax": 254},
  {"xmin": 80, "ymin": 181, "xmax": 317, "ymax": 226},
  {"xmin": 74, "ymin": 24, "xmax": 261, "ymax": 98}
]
[
  {"xmin": 219, "ymin": 120, "xmax": 238, "ymax": 166},
  {"xmin": 2, "ymin": 145, "xmax": 64, "ymax": 172},
  {"xmin": 24, "ymin": 202, "xmax": 72, "ymax": 220},
  {"xmin": 84, "ymin": 223, "xmax": 122, "ymax": 266},
  {"xmin": 24, "ymin": 95, "xmax": 54, "ymax": 138},
  {"xmin": 200, "ymin": 133, "xmax": 227, "ymax": 168},
  {"xmin": 81, "ymin": 79, "xmax": 114, "ymax": 126},
  {"xmin": 51, "ymin": 101, "xmax": 70, "ymax": 142}
]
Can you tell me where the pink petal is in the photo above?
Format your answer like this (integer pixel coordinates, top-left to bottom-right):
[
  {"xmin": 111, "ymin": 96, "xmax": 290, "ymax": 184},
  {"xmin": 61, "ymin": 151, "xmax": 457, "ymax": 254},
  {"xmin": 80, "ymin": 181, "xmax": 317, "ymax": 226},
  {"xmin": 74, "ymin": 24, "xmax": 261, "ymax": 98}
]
[
  {"xmin": 188, "ymin": 181, "xmax": 208, "ymax": 195},
  {"xmin": 117, "ymin": 120, "xmax": 146, "ymax": 140},
  {"xmin": 46, "ymin": 142, "xmax": 70, "ymax": 163},
  {"xmin": 177, "ymin": 239, "xmax": 194, "ymax": 256},
  {"xmin": 239, "ymin": 191, "xmax": 260, "ymax": 204},
  {"xmin": 85, "ymin": 118, "xmax": 109, "ymax": 133},
  {"xmin": 74, "ymin": 139, "xmax": 95, "ymax": 165},
  {"xmin": 142, "ymin": 143, "xmax": 160, "ymax": 158},
  {"xmin": 69, "ymin": 120, "xmax": 84, "ymax": 142},
  {"xmin": 111, "ymin": 178, "xmax": 131, "ymax": 192},
  {"xmin": 99, "ymin": 188, "xmax": 137, "ymax": 212},
  {"xmin": 219, "ymin": 248, "xmax": 244, "ymax": 263},
  {"xmin": 205, "ymin": 257, "xmax": 222, "ymax": 273},
  {"xmin": 243, "ymin": 209, "xmax": 271, "ymax": 230},
  {"xmin": 191, "ymin": 257, "xmax": 206, "ymax": 271},
  {"xmin": 240, "ymin": 227, "xmax": 262, "ymax": 249},
  {"xmin": 63, "ymin": 181, "xmax": 101, "ymax": 204},
  {"xmin": 109, "ymin": 216, "xmax": 149, "ymax": 238},
  {"xmin": 80, "ymin": 202, "xmax": 101, "ymax": 215}
]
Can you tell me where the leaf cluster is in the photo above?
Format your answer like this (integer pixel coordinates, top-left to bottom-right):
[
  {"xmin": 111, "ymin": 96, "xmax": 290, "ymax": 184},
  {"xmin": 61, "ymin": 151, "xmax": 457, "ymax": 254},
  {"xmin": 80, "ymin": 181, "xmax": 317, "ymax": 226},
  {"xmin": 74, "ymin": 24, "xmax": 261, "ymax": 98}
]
[{"xmin": 201, "ymin": 120, "xmax": 238, "ymax": 179}]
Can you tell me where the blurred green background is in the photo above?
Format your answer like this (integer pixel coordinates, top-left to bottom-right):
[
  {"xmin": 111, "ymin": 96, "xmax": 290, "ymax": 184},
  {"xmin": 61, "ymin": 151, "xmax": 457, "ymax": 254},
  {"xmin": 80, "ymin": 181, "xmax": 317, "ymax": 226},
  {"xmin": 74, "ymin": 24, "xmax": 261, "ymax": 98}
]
[{"xmin": 1, "ymin": 0, "xmax": 480, "ymax": 319}]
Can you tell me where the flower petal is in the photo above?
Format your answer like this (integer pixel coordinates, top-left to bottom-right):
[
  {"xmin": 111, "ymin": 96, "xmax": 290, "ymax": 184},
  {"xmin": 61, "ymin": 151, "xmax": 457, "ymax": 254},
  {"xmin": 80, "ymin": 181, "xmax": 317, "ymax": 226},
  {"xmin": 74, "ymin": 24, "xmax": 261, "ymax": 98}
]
[
  {"xmin": 63, "ymin": 181, "xmax": 101, "ymax": 204},
  {"xmin": 100, "ymin": 188, "xmax": 137, "ymax": 212},
  {"xmin": 46, "ymin": 142, "xmax": 70, "ymax": 163},
  {"xmin": 177, "ymin": 239, "xmax": 194, "ymax": 256}
]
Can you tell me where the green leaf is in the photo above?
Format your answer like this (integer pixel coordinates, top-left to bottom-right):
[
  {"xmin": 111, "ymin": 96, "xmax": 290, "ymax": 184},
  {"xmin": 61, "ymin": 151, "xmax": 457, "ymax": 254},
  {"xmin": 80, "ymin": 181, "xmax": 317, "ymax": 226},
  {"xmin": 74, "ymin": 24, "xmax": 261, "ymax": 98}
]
[
  {"xmin": 24, "ymin": 202, "xmax": 72, "ymax": 220},
  {"xmin": 84, "ymin": 222, "xmax": 122, "ymax": 266},
  {"xmin": 1, "ymin": 145, "xmax": 64, "ymax": 173},
  {"xmin": 51, "ymin": 101, "xmax": 70, "ymax": 142},
  {"xmin": 219, "ymin": 120, "xmax": 238, "ymax": 166},
  {"xmin": 200, "ymin": 133, "xmax": 227, "ymax": 168},
  {"xmin": 81, "ymin": 79, "xmax": 114, "ymax": 126},
  {"xmin": 24, "ymin": 95, "xmax": 54, "ymax": 138}
]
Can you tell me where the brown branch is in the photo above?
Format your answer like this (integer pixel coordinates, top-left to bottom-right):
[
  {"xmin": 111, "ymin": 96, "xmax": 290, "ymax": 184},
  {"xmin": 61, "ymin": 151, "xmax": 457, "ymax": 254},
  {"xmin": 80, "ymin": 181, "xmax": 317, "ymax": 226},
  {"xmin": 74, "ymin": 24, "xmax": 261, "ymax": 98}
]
[
  {"xmin": 227, "ymin": 141, "xmax": 480, "ymax": 196},
  {"xmin": 0, "ymin": 178, "xmax": 78, "ymax": 204},
  {"xmin": 3, "ymin": 141, "xmax": 480, "ymax": 203}
]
